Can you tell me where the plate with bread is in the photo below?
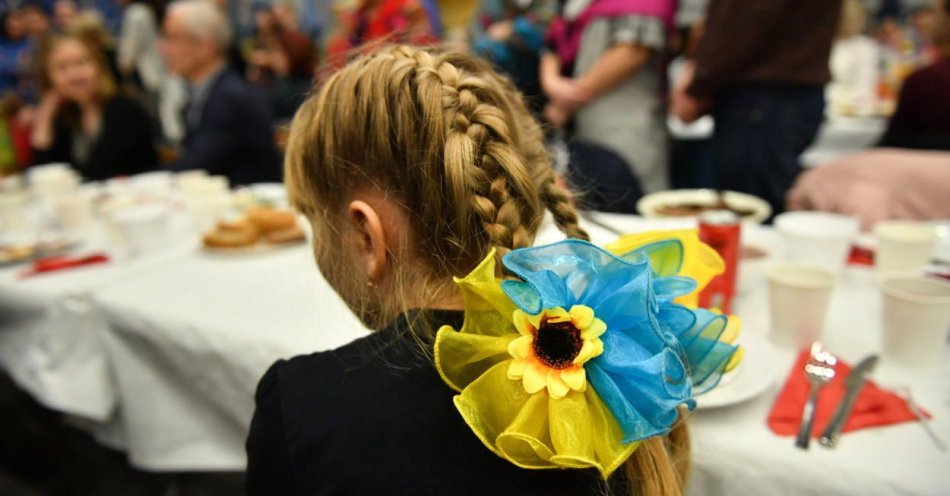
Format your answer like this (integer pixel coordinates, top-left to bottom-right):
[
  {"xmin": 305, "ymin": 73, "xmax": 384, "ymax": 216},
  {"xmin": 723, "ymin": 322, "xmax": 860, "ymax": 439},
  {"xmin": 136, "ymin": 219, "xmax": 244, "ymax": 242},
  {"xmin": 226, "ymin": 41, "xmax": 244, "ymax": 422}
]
[{"xmin": 201, "ymin": 207, "xmax": 306, "ymax": 253}]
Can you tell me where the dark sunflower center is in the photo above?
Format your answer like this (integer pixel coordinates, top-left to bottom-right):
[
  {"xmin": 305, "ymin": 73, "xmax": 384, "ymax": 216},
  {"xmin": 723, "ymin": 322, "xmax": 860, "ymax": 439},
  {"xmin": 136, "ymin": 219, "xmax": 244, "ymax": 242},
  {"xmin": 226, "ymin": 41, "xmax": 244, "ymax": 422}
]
[{"xmin": 533, "ymin": 319, "xmax": 583, "ymax": 369}]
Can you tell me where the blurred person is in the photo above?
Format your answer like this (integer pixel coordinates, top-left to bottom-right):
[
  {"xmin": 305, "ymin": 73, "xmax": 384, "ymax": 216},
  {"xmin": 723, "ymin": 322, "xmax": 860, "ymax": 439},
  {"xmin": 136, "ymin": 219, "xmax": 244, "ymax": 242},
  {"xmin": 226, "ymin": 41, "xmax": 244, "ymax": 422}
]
[
  {"xmin": 471, "ymin": 0, "xmax": 554, "ymax": 114},
  {"xmin": 879, "ymin": 0, "xmax": 950, "ymax": 150},
  {"xmin": 787, "ymin": 148, "xmax": 950, "ymax": 230},
  {"xmin": 116, "ymin": 0, "xmax": 165, "ymax": 94},
  {"xmin": 116, "ymin": 0, "xmax": 187, "ymax": 145},
  {"xmin": 52, "ymin": 0, "xmax": 79, "ymax": 32},
  {"xmin": 672, "ymin": 0, "xmax": 843, "ymax": 217},
  {"xmin": 16, "ymin": 1, "xmax": 54, "ymax": 105},
  {"xmin": 160, "ymin": 0, "xmax": 281, "ymax": 185},
  {"xmin": 326, "ymin": 0, "xmax": 439, "ymax": 67},
  {"xmin": 541, "ymin": 0, "xmax": 677, "ymax": 194},
  {"xmin": 21, "ymin": 1, "xmax": 52, "ymax": 41},
  {"xmin": 69, "ymin": 11, "xmax": 122, "ymax": 83},
  {"xmin": 668, "ymin": 18, "xmax": 715, "ymax": 190},
  {"xmin": 246, "ymin": 1, "xmax": 315, "ymax": 119},
  {"xmin": 908, "ymin": 3, "xmax": 939, "ymax": 60},
  {"xmin": 0, "ymin": 9, "xmax": 32, "ymax": 99},
  {"xmin": 29, "ymin": 34, "xmax": 157, "ymax": 179},
  {"xmin": 827, "ymin": 0, "xmax": 880, "ymax": 116}
]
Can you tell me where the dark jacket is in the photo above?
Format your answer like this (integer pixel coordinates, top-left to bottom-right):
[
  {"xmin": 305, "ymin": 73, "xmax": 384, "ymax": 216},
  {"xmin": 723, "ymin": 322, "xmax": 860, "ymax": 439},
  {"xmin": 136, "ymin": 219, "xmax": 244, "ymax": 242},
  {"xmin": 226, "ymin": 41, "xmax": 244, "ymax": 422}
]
[
  {"xmin": 879, "ymin": 58, "xmax": 950, "ymax": 151},
  {"xmin": 688, "ymin": 0, "xmax": 843, "ymax": 98},
  {"xmin": 32, "ymin": 94, "xmax": 157, "ymax": 181},
  {"xmin": 173, "ymin": 69, "xmax": 281, "ymax": 185},
  {"xmin": 245, "ymin": 310, "xmax": 631, "ymax": 496}
]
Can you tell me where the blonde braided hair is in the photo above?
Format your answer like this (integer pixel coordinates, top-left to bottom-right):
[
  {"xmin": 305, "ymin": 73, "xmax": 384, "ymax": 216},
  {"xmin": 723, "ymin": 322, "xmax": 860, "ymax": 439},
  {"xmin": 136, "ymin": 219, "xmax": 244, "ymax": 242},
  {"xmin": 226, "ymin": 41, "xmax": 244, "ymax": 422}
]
[{"xmin": 287, "ymin": 45, "xmax": 587, "ymax": 279}]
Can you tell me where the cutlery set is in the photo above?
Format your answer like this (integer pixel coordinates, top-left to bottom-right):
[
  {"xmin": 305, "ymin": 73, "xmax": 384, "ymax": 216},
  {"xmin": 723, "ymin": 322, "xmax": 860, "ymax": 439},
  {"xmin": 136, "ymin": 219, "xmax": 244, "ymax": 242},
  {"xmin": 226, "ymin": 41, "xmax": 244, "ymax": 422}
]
[{"xmin": 796, "ymin": 342, "xmax": 878, "ymax": 450}]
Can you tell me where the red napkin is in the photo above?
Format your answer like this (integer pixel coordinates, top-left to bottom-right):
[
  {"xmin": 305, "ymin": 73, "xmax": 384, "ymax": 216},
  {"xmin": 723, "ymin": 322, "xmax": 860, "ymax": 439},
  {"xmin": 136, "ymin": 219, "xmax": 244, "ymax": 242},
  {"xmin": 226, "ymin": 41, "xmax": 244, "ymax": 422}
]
[
  {"xmin": 768, "ymin": 350, "xmax": 926, "ymax": 437},
  {"xmin": 19, "ymin": 254, "xmax": 110, "ymax": 279}
]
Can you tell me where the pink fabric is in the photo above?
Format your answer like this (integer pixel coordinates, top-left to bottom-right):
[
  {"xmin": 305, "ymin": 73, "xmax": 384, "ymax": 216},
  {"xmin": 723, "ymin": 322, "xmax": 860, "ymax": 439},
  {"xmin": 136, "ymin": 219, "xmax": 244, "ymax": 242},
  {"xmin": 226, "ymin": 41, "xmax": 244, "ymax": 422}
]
[
  {"xmin": 547, "ymin": 0, "xmax": 677, "ymax": 68},
  {"xmin": 787, "ymin": 149, "xmax": 950, "ymax": 230}
]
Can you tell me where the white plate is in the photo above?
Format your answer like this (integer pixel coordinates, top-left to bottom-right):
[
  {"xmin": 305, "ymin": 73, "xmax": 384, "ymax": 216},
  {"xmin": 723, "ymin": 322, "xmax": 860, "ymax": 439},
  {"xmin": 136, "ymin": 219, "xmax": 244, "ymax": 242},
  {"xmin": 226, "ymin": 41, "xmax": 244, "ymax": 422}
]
[
  {"xmin": 637, "ymin": 189, "xmax": 772, "ymax": 225},
  {"xmin": 696, "ymin": 331, "xmax": 778, "ymax": 409}
]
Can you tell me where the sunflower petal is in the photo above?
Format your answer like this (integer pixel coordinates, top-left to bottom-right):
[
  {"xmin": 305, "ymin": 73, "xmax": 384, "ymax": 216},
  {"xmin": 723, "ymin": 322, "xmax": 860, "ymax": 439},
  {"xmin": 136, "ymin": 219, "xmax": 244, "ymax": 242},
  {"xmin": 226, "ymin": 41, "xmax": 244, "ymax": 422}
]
[
  {"xmin": 560, "ymin": 367, "xmax": 587, "ymax": 391},
  {"xmin": 546, "ymin": 372, "xmax": 570, "ymax": 399},
  {"xmin": 569, "ymin": 305, "xmax": 595, "ymax": 329}
]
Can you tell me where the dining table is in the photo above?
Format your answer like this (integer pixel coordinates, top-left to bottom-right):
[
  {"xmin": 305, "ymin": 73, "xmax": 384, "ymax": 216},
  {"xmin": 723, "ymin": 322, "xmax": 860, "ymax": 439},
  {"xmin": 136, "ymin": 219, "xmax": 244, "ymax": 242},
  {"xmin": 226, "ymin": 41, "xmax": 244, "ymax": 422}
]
[{"xmin": 1, "ymin": 208, "xmax": 947, "ymax": 496}]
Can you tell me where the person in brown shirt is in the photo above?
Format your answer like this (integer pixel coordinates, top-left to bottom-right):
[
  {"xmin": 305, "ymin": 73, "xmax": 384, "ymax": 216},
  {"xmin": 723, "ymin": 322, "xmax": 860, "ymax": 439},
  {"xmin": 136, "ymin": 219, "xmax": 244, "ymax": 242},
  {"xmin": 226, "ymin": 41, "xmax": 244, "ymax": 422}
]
[{"xmin": 672, "ymin": 0, "xmax": 842, "ymax": 217}]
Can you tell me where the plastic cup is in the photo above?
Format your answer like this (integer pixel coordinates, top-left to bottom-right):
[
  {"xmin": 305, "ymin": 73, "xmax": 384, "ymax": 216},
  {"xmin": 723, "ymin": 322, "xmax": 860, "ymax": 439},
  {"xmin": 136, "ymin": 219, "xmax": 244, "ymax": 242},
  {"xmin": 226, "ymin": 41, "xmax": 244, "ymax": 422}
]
[
  {"xmin": 129, "ymin": 171, "xmax": 174, "ymax": 201},
  {"xmin": 767, "ymin": 262, "xmax": 836, "ymax": 350},
  {"xmin": 111, "ymin": 204, "xmax": 170, "ymax": 256},
  {"xmin": 0, "ymin": 191, "xmax": 33, "ymax": 234},
  {"xmin": 29, "ymin": 164, "xmax": 80, "ymax": 204},
  {"xmin": 774, "ymin": 212, "xmax": 859, "ymax": 273},
  {"xmin": 874, "ymin": 221, "xmax": 937, "ymax": 276},
  {"xmin": 881, "ymin": 276, "xmax": 950, "ymax": 369},
  {"xmin": 53, "ymin": 193, "xmax": 94, "ymax": 234}
]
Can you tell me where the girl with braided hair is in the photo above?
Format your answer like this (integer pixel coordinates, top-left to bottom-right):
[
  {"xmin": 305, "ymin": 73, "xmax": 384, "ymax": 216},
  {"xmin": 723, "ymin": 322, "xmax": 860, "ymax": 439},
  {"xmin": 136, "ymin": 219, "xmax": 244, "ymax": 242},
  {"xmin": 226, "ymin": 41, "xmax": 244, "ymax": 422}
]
[{"xmin": 246, "ymin": 45, "xmax": 694, "ymax": 496}]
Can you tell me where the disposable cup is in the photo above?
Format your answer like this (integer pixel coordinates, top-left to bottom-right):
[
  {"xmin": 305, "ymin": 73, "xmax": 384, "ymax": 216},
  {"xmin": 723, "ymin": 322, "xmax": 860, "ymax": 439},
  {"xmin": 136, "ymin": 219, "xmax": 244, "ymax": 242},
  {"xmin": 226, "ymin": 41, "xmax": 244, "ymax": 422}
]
[
  {"xmin": 881, "ymin": 276, "xmax": 950, "ymax": 369},
  {"xmin": 874, "ymin": 221, "xmax": 937, "ymax": 276},
  {"xmin": 53, "ymin": 193, "xmax": 94, "ymax": 234},
  {"xmin": 0, "ymin": 192, "xmax": 32, "ymax": 234},
  {"xmin": 774, "ymin": 212, "xmax": 859, "ymax": 273},
  {"xmin": 767, "ymin": 262, "xmax": 836, "ymax": 350},
  {"xmin": 111, "ymin": 204, "xmax": 170, "ymax": 256}
]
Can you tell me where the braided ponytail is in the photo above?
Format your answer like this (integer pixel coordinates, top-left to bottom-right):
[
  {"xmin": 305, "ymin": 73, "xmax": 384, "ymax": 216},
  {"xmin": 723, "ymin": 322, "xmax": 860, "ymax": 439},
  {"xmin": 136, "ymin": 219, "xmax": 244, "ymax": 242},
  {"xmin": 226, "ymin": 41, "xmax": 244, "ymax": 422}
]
[{"xmin": 286, "ymin": 44, "xmax": 589, "ymax": 283}]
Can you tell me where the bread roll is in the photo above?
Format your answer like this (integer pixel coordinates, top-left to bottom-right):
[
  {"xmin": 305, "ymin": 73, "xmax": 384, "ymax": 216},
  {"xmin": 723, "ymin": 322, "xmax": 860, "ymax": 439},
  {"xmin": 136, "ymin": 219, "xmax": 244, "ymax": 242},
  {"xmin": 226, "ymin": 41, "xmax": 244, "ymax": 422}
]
[
  {"xmin": 246, "ymin": 208, "xmax": 297, "ymax": 233},
  {"xmin": 264, "ymin": 226, "xmax": 305, "ymax": 244}
]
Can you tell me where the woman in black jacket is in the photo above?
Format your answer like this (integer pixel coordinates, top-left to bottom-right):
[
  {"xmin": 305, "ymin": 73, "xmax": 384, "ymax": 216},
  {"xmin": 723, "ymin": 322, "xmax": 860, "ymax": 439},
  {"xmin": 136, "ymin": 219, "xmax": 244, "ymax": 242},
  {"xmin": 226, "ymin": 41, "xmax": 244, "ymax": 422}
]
[{"xmin": 30, "ymin": 33, "xmax": 156, "ymax": 180}]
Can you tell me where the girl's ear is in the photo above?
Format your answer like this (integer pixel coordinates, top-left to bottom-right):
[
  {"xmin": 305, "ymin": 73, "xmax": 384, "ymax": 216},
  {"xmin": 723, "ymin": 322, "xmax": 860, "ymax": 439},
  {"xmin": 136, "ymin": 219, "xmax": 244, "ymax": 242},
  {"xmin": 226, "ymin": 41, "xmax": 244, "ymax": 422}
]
[{"xmin": 346, "ymin": 200, "xmax": 388, "ymax": 285}]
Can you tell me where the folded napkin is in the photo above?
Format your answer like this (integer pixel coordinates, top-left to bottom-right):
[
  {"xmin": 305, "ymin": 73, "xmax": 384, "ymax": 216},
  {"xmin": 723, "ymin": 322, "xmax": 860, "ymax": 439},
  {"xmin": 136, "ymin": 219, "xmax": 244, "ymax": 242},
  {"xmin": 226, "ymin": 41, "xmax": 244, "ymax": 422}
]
[{"xmin": 768, "ymin": 350, "xmax": 925, "ymax": 437}]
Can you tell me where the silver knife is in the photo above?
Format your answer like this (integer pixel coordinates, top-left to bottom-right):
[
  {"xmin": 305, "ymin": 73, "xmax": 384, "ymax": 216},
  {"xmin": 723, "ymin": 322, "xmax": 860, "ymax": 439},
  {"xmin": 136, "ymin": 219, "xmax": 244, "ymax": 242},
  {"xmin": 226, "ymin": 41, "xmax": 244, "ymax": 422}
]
[{"xmin": 819, "ymin": 354, "xmax": 879, "ymax": 448}]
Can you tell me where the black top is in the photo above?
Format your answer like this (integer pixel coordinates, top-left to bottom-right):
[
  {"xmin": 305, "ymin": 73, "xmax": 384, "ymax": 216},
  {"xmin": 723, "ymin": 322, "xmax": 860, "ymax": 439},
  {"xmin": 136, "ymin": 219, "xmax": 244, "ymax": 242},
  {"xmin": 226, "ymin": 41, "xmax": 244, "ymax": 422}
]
[
  {"xmin": 245, "ymin": 310, "xmax": 629, "ymax": 495},
  {"xmin": 172, "ymin": 69, "xmax": 281, "ymax": 186},
  {"xmin": 32, "ymin": 94, "xmax": 157, "ymax": 181}
]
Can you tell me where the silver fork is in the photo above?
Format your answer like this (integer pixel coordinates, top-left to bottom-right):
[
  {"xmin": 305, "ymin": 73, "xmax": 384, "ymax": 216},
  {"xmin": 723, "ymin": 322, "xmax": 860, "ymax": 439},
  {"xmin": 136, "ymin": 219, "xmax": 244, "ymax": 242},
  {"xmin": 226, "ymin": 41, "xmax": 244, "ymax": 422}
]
[{"xmin": 796, "ymin": 342, "xmax": 837, "ymax": 449}]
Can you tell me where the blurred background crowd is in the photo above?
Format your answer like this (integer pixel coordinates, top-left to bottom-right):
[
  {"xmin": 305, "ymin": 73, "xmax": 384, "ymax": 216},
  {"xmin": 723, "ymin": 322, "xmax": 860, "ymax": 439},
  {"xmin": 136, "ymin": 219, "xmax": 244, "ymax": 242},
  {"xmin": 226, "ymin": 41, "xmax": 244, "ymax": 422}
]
[{"xmin": 0, "ymin": 0, "xmax": 948, "ymax": 221}]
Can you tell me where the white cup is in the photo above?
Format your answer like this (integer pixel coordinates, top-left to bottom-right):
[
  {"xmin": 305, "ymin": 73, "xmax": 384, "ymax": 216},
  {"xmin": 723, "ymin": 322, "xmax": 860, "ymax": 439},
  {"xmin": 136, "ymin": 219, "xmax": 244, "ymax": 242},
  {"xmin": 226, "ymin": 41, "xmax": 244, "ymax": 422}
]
[
  {"xmin": 129, "ymin": 171, "xmax": 174, "ymax": 201},
  {"xmin": 767, "ymin": 262, "xmax": 836, "ymax": 350},
  {"xmin": 184, "ymin": 191, "xmax": 233, "ymax": 231},
  {"xmin": 881, "ymin": 276, "xmax": 950, "ymax": 369},
  {"xmin": 53, "ymin": 193, "xmax": 94, "ymax": 234},
  {"xmin": 30, "ymin": 167, "xmax": 80, "ymax": 204},
  {"xmin": 874, "ymin": 221, "xmax": 937, "ymax": 276},
  {"xmin": 0, "ymin": 191, "xmax": 33, "ymax": 234},
  {"xmin": 111, "ymin": 204, "xmax": 170, "ymax": 256},
  {"xmin": 774, "ymin": 212, "xmax": 859, "ymax": 273}
]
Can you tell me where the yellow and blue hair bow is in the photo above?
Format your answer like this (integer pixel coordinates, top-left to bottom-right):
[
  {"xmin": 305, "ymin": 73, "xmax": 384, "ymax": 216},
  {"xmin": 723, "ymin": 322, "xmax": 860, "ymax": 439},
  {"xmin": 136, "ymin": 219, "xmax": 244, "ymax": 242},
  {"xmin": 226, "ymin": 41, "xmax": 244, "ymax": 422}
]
[{"xmin": 434, "ymin": 233, "xmax": 741, "ymax": 478}]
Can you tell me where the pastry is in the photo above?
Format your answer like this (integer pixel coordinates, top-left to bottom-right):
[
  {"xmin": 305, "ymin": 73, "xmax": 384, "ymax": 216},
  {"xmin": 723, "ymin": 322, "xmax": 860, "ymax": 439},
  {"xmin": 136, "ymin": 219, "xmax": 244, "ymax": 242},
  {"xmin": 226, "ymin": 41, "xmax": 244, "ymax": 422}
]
[
  {"xmin": 202, "ymin": 218, "xmax": 261, "ymax": 248},
  {"xmin": 264, "ymin": 226, "xmax": 305, "ymax": 245},
  {"xmin": 245, "ymin": 208, "xmax": 297, "ymax": 233}
]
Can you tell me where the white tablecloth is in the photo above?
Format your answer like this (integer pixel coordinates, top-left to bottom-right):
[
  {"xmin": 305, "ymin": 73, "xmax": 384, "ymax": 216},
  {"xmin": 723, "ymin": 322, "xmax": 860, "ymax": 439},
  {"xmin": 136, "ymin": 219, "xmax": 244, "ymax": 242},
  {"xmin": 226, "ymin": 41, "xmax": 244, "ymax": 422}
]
[{"xmin": 1, "ymin": 213, "xmax": 947, "ymax": 495}]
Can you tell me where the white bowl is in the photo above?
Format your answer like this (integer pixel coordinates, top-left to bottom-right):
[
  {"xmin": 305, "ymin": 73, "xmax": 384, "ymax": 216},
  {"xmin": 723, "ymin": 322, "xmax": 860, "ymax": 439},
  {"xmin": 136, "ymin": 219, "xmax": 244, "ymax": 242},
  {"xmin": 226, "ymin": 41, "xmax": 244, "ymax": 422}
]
[{"xmin": 637, "ymin": 189, "xmax": 772, "ymax": 224}]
